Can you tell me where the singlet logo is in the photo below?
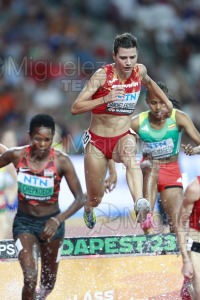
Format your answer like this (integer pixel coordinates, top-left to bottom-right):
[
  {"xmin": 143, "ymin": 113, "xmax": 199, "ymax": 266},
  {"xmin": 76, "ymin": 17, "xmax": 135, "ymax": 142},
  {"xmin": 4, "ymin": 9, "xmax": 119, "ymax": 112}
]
[
  {"xmin": 176, "ymin": 177, "xmax": 182, "ymax": 183},
  {"xmin": 112, "ymin": 82, "xmax": 139, "ymax": 88},
  {"xmin": 141, "ymin": 125, "xmax": 149, "ymax": 132},
  {"xmin": 19, "ymin": 167, "xmax": 30, "ymax": 172},
  {"xmin": 44, "ymin": 169, "xmax": 54, "ymax": 177},
  {"xmin": 168, "ymin": 123, "xmax": 176, "ymax": 129}
]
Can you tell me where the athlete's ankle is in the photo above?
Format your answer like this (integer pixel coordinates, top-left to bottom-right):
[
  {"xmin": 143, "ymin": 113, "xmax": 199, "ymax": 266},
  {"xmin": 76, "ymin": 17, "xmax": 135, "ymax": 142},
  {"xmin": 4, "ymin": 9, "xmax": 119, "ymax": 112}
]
[{"xmin": 84, "ymin": 206, "xmax": 92, "ymax": 213}]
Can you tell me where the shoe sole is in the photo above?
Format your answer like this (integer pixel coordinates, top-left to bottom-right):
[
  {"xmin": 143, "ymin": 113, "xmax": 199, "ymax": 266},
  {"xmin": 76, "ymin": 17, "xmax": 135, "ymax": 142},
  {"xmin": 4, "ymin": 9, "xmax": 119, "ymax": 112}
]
[
  {"xmin": 135, "ymin": 198, "xmax": 150, "ymax": 213},
  {"xmin": 83, "ymin": 212, "xmax": 96, "ymax": 229}
]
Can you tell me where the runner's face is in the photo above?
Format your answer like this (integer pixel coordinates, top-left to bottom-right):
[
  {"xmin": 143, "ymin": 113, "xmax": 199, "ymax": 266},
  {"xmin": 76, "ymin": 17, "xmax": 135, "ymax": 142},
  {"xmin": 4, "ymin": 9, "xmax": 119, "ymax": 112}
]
[
  {"xmin": 147, "ymin": 97, "xmax": 168, "ymax": 120},
  {"xmin": 113, "ymin": 47, "xmax": 138, "ymax": 76},
  {"xmin": 30, "ymin": 127, "xmax": 54, "ymax": 158}
]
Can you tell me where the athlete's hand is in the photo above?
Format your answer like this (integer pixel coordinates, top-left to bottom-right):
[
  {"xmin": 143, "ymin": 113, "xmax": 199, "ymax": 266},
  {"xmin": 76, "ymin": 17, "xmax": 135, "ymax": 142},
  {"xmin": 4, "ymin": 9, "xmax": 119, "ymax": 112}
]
[
  {"xmin": 181, "ymin": 144, "xmax": 195, "ymax": 156},
  {"xmin": 143, "ymin": 153, "xmax": 153, "ymax": 160},
  {"xmin": 104, "ymin": 173, "xmax": 117, "ymax": 193},
  {"xmin": 40, "ymin": 217, "xmax": 60, "ymax": 242},
  {"xmin": 104, "ymin": 87, "xmax": 125, "ymax": 103},
  {"xmin": 182, "ymin": 260, "xmax": 193, "ymax": 279},
  {"xmin": 158, "ymin": 106, "xmax": 170, "ymax": 120}
]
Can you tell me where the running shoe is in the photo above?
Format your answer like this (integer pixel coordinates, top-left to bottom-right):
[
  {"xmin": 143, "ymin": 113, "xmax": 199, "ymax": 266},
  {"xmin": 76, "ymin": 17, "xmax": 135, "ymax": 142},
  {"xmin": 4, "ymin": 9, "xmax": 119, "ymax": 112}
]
[
  {"xmin": 130, "ymin": 208, "xmax": 140, "ymax": 224},
  {"xmin": 180, "ymin": 277, "xmax": 192, "ymax": 300},
  {"xmin": 135, "ymin": 198, "xmax": 150, "ymax": 213},
  {"xmin": 84, "ymin": 208, "xmax": 96, "ymax": 229},
  {"xmin": 140, "ymin": 212, "xmax": 154, "ymax": 235},
  {"xmin": 130, "ymin": 209, "xmax": 137, "ymax": 221}
]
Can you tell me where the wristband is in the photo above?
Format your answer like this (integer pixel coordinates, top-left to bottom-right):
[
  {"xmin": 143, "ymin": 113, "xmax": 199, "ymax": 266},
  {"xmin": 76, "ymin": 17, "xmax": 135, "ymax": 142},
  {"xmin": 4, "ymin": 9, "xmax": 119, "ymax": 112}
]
[{"xmin": 50, "ymin": 217, "xmax": 60, "ymax": 226}]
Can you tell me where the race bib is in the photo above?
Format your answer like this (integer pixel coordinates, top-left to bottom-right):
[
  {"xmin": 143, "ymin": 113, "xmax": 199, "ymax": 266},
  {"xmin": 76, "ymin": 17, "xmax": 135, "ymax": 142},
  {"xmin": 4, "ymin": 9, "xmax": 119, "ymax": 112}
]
[
  {"xmin": 82, "ymin": 129, "xmax": 91, "ymax": 148},
  {"xmin": 142, "ymin": 138, "xmax": 174, "ymax": 159},
  {"xmin": 186, "ymin": 237, "xmax": 193, "ymax": 251},
  {"xmin": 17, "ymin": 172, "xmax": 54, "ymax": 201},
  {"xmin": 106, "ymin": 91, "xmax": 140, "ymax": 114}
]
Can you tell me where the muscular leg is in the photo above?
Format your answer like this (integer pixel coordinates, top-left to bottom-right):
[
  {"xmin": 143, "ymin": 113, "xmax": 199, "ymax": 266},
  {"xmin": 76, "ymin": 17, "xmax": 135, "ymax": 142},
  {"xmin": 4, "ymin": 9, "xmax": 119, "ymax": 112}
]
[
  {"xmin": 84, "ymin": 143, "xmax": 108, "ymax": 212},
  {"xmin": 0, "ymin": 213, "xmax": 9, "ymax": 239},
  {"xmin": 189, "ymin": 251, "xmax": 200, "ymax": 300},
  {"xmin": 112, "ymin": 134, "xmax": 143, "ymax": 202},
  {"xmin": 15, "ymin": 233, "xmax": 40, "ymax": 300},
  {"xmin": 38, "ymin": 239, "xmax": 63, "ymax": 300},
  {"xmin": 140, "ymin": 160, "xmax": 160, "ymax": 233},
  {"xmin": 112, "ymin": 134, "xmax": 150, "ymax": 223},
  {"xmin": 160, "ymin": 187, "xmax": 183, "ymax": 234},
  {"xmin": 141, "ymin": 160, "xmax": 159, "ymax": 210}
]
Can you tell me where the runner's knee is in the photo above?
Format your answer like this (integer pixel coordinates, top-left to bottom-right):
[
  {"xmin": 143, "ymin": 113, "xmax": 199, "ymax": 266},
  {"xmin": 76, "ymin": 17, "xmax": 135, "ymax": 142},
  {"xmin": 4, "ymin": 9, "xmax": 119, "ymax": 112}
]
[
  {"xmin": 121, "ymin": 138, "xmax": 137, "ymax": 157},
  {"xmin": 87, "ymin": 196, "xmax": 103, "ymax": 207}
]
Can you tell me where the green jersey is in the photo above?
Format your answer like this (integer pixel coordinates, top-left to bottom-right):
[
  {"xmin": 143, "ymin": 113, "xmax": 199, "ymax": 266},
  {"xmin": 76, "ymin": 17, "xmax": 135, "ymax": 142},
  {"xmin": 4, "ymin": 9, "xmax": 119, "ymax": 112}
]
[{"xmin": 138, "ymin": 109, "xmax": 182, "ymax": 159}]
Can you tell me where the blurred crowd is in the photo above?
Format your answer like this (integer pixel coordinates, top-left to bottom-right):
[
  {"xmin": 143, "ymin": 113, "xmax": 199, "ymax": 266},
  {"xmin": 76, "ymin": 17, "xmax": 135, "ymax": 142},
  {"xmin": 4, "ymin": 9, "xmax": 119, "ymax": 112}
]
[{"xmin": 0, "ymin": 0, "xmax": 200, "ymax": 153}]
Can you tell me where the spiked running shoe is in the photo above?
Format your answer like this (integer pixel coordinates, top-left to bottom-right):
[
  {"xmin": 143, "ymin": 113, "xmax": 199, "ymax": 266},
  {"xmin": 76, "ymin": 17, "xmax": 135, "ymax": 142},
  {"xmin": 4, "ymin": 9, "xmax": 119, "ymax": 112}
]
[
  {"xmin": 84, "ymin": 208, "xmax": 96, "ymax": 229},
  {"xmin": 135, "ymin": 198, "xmax": 150, "ymax": 213},
  {"xmin": 180, "ymin": 277, "xmax": 193, "ymax": 300},
  {"xmin": 140, "ymin": 213, "xmax": 154, "ymax": 235}
]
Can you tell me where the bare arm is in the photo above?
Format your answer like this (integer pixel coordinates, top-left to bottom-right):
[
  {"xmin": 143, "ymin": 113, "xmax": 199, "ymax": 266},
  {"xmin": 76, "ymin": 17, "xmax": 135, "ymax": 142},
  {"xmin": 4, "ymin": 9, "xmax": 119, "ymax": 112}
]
[
  {"xmin": 71, "ymin": 69, "xmax": 105, "ymax": 114},
  {"xmin": 0, "ymin": 148, "xmax": 19, "ymax": 168},
  {"xmin": 105, "ymin": 159, "xmax": 117, "ymax": 193},
  {"xmin": 193, "ymin": 145, "xmax": 200, "ymax": 154},
  {"xmin": 181, "ymin": 144, "xmax": 200, "ymax": 156},
  {"xmin": 41, "ymin": 153, "xmax": 86, "ymax": 241},
  {"xmin": 3, "ymin": 163, "xmax": 17, "ymax": 206},
  {"xmin": 176, "ymin": 110, "xmax": 200, "ymax": 155},
  {"xmin": 71, "ymin": 68, "xmax": 125, "ymax": 115},
  {"xmin": 0, "ymin": 142, "xmax": 18, "ymax": 203},
  {"xmin": 43, "ymin": 152, "xmax": 86, "ymax": 222},
  {"xmin": 176, "ymin": 110, "xmax": 200, "ymax": 145},
  {"xmin": 139, "ymin": 64, "xmax": 173, "ymax": 114},
  {"xmin": 56, "ymin": 153, "xmax": 85, "ymax": 222},
  {"xmin": 0, "ymin": 143, "xmax": 8, "ymax": 154}
]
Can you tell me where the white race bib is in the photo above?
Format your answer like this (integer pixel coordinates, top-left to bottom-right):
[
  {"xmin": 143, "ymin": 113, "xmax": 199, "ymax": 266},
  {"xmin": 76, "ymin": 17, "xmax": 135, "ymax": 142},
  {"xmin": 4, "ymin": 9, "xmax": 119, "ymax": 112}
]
[{"xmin": 82, "ymin": 129, "xmax": 91, "ymax": 148}]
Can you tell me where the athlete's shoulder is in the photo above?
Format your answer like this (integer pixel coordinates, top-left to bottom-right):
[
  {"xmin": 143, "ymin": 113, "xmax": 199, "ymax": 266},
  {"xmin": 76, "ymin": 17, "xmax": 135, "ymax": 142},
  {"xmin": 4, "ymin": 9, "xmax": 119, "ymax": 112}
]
[
  {"xmin": 137, "ymin": 63, "xmax": 146, "ymax": 68},
  {"xmin": 137, "ymin": 63, "xmax": 146, "ymax": 73},
  {"xmin": 54, "ymin": 149, "xmax": 70, "ymax": 161},
  {"xmin": 2, "ymin": 145, "xmax": 27, "ymax": 165},
  {"xmin": 91, "ymin": 66, "xmax": 107, "ymax": 80},
  {"xmin": 101, "ymin": 63, "xmax": 113, "ymax": 71},
  {"xmin": 174, "ymin": 108, "xmax": 191, "ymax": 124},
  {"xmin": 139, "ymin": 110, "xmax": 149, "ymax": 122},
  {"xmin": 8, "ymin": 145, "xmax": 27, "ymax": 156}
]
